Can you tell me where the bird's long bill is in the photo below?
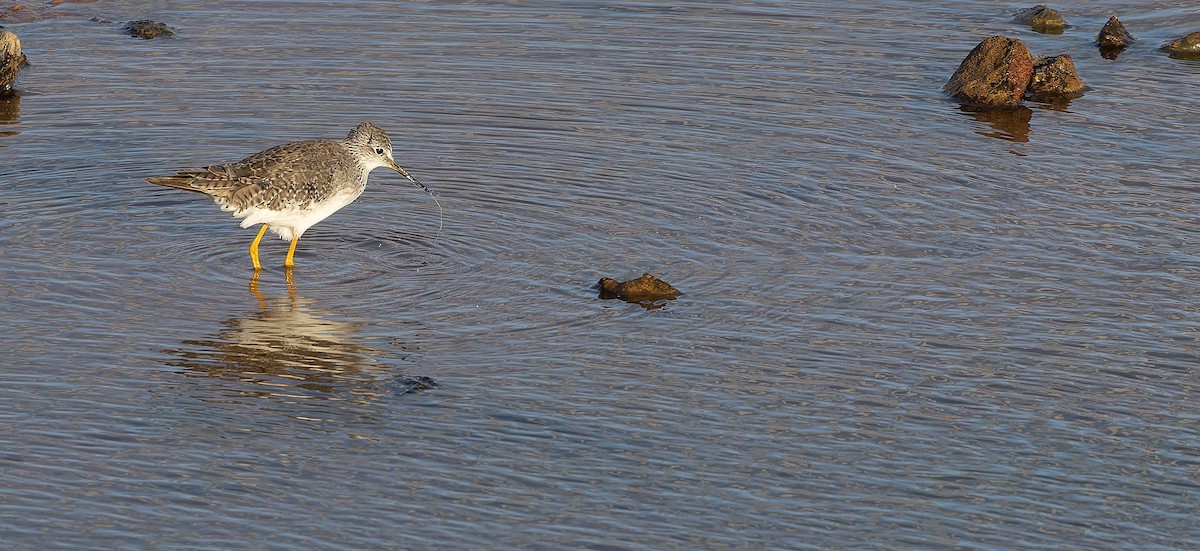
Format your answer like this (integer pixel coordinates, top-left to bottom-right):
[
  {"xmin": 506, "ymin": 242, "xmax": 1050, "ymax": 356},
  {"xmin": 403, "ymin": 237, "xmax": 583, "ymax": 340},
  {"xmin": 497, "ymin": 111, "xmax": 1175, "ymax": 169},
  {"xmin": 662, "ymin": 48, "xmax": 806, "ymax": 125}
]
[{"xmin": 388, "ymin": 159, "xmax": 430, "ymax": 192}]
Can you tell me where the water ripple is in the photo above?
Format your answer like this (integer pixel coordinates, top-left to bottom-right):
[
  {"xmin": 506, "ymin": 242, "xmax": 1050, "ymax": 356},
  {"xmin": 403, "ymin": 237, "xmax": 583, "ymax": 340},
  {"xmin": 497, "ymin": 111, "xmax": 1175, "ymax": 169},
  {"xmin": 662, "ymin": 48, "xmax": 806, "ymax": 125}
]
[{"xmin": 4, "ymin": 1, "xmax": 1200, "ymax": 549}]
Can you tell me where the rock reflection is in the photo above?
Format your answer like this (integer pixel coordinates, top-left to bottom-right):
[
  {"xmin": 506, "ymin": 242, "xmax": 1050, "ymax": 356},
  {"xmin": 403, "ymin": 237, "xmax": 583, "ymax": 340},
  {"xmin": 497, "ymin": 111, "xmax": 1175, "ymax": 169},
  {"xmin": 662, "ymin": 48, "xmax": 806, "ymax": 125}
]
[
  {"xmin": 0, "ymin": 91, "xmax": 18, "ymax": 139},
  {"xmin": 1166, "ymin": 51, "xmax": 1200, "ymax": 62},
  {"xmin": 166, "ymin": 274, "xmax": 434, "ymax": 402},
  {"xmin": 958, "ymin": 104, "xmax": 1031, "ymax": 143},
  {"xmin": 1099, "ymin": 46, "xmax": 1124, "ymax": 61}
]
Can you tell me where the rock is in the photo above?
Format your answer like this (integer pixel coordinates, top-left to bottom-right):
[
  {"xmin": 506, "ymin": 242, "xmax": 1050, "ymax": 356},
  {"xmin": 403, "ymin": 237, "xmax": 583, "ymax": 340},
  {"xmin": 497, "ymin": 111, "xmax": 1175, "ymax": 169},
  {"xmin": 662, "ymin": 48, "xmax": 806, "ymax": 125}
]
[
  {"xmin": 1164, "ymin": 31, "xmax": 1200, "ymax": 57},
  {"xmin": 0, "ymin": 27, "xmax": 25, "ymax": 96},
  {"xmin": 394, "ymin": 375, "xmax": 437, "ymax": 394},
  {"xmin": 124, "ymin": 19, "xmax": 174, "ymax": 39},
  {"xmin": 1097, "ymin": 16, "xmax": 1135, "ymax": 60},
  {"xmin": 1097, "ymin": 16, "xmax": 1134, "ymax": 48},
  {"xmin": 597, "ymin": 273, "xmax": 680, "ymax": 304},
  {"xmin": 1026, "ymin": 55, "xmax": 1086, "ymax": 102},
  {"xmin": 1014, "ymin": 5, "xmax": 1067, "ymax": 33},
  {"xmin": 944, "ymin": 36, "xmax": 1034, "ymax": 108}
]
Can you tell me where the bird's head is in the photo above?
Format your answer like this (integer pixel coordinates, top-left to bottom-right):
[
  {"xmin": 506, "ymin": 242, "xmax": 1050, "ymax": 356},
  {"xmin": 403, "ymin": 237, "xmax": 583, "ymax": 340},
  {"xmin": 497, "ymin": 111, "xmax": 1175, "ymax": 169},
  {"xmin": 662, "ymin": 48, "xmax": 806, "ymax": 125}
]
[{"xmin": 347, "ymin": 122, "xmax": 429, "ymax": 192}]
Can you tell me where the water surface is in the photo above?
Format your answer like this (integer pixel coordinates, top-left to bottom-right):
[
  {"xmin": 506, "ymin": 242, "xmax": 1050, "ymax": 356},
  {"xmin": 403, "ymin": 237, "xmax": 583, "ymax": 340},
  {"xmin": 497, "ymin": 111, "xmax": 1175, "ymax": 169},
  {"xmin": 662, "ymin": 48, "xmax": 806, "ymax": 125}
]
[{"xmin": 3, "ymin": 1, "xmax": 1200, "ymax": 548}]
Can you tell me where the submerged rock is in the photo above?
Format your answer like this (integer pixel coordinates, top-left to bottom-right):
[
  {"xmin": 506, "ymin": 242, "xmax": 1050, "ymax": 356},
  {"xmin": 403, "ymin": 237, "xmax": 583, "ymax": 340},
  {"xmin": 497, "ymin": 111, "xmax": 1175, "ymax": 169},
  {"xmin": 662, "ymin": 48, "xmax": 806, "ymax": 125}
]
[
  {"xmin": 1026, "ymin": 55, "xmax": 1086, "ymax": 101},
  {"xmin": 1014, "ymin": 5, "xmax": 1067, "ymax": 33},
  {"xmin": 944, "ymin": 36, "xmax": 1033, "ymax": 108},
  {"xmin": 597, "ymin": 273, "xmax": 680, "ymax": 305},
  {"xmin": 0, "ymin": 27, "xmax": 25, "ymax": 96},
  {"xmin": 394, "ymin": 375, "xmax": 437, "ymax": 394},
  {"xmin": 124, "ymin": 20, "xmax": 174, "ymax": 39},
  {"xmin": 1163, "ymin": 31, "xmax": 1200, "ymax": 58}
]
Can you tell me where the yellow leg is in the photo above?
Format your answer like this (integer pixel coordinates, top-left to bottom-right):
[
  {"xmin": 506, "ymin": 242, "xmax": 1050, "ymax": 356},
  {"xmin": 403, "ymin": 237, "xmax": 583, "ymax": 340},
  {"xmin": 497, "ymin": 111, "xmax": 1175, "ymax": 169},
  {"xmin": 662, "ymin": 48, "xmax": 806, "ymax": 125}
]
[
  {"xmin": 249, "ymin": 224, "xmax": 269, "ymax": 271},
  {"xmin": 284, "ymin": 237, "xmax": 300, "ymax": 268}
]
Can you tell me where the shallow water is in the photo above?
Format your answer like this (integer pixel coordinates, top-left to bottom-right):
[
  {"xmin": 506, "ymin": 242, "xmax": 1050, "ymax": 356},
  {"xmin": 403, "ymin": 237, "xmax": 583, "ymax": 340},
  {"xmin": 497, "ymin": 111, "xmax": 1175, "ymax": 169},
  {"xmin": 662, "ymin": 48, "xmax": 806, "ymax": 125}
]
[{"xmin": 3, "ymin": 1, "xmax": 1200, "ymax": 548}]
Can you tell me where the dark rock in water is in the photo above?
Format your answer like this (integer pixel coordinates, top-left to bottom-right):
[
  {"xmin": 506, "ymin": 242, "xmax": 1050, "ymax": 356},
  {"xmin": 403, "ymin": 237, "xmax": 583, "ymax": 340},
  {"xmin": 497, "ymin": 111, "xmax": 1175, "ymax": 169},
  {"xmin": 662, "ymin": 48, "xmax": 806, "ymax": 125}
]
[
  {"xmin": 393, "ymin": 375, "xmax": 437, "ymax": 395},
  {"xmin": 1163, "ymin": 31, "xmax": 1200, "ymax": 59},
  {"xmin": 597, "ymin": 273, "xmax": 680, "ymax": 305},
  {"xmin": 1097, "ymin": 16, "xmax": 1135, "ymax": 60},
  {"xmin": 1026, "ymin": 55, "xmax": 1086, "ymax": 102},
  {"xmin": 0, "ymin": 27, "xmax": 25, "ymax": 96},
  {"xmin": 124, "ymin": 20, "xmax": 174, "ymax": 39},
  {"xmin": 944, "ymin": 36, "xmax": 1033, "ymax": 108},
  {"xmin": 1014, "ymin": 5, "xmax": 1067, "ymax": 33},
  {"xmin": 1097, "ymin": 16, "xmax": 1134, "ymax": 48}
]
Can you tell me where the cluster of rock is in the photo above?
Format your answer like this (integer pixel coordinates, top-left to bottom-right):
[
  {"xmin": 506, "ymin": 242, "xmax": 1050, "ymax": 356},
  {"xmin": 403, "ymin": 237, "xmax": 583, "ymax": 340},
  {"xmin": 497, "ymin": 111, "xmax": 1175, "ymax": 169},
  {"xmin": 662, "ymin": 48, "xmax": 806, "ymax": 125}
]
[
  {"xmin": 944, "ymin": 35, "xmax": 1087, "ymax": 107},
  {"xmin": 946, "ymin": 6, "xmax": 1200, "ymax": 107}
]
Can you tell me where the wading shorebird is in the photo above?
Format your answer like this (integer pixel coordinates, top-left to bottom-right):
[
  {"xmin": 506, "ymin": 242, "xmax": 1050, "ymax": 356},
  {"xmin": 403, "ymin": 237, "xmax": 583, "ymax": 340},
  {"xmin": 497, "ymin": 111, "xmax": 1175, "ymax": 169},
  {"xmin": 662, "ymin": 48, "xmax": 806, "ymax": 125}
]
[{"xmin": 145, "ymin": 122, "xmax": 436, "ymax": 270}]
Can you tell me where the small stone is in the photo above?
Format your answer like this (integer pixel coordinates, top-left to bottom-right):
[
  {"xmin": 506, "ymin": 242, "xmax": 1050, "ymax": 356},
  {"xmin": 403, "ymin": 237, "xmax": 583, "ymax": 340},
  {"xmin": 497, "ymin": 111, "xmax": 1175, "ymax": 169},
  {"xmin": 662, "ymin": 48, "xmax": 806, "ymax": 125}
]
[
  {"xmin": 124, "ymin": 20, "xmax": 174, "ymax": 39},
  {"xmin": 944, "ymin": 36, "xmax": 1034, "ymax": 108},
  {"xmin": 0, "ymin": 27, "xmax": 25, "ymax": 96},
  {"xmin": 395, "ymin": 375, "xmax": 436, "ymax": 394},
  {"xmin": 1014, "ymin": 5, "xmax": 1067, "ymax": 32},
  {"xmin": 1097, "ymin": 16, "xmax": 1134, "ymax": 48},
  {"xmin": 1026, "ymin": 55, "xmax": 1086, "ymax": 102},
  {"xmin": 1164, "ymin": 31, "xmax": 1200, "ymax": 57},
  {"xmin": 1098, "ymin": 16, "xmax": 1135, "ymax": 60},
  {"xmin": 597, "ymin": 273, "xmax": 681, "ymax": 304}
]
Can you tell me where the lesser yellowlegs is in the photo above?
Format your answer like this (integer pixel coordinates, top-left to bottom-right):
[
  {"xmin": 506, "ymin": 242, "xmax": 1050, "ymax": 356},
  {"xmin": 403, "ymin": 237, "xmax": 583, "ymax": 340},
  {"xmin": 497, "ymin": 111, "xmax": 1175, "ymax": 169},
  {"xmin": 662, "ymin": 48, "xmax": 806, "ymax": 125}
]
[{"xmin": 146, "ymin": 122, "xmax": 432, "ymax": 270}]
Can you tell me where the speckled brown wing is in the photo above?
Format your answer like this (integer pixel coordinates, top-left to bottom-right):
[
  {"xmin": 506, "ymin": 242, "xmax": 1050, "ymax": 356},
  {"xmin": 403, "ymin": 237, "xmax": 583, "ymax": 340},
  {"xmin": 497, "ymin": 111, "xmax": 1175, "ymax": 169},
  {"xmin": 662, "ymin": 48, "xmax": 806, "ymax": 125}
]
[{"xmin": 145, "ymin": 139, "xmax": 345, "ymax": 212}]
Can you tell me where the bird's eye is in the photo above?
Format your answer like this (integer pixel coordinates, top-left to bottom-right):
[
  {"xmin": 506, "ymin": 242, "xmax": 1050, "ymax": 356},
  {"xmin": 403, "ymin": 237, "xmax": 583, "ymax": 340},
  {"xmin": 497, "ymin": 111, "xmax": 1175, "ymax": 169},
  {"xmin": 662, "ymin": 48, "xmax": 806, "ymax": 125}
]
[{"xmin": 375, "ymin": 147, "xmax": 385, "ymax": 155}]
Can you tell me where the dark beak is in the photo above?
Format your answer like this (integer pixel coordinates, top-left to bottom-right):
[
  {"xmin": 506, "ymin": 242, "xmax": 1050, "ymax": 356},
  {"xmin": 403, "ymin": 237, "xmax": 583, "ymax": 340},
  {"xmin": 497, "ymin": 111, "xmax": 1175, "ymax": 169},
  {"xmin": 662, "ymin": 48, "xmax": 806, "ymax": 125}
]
[{"xmin": 388, "ymin": 158, "xmax": 430, "ymax": 193}]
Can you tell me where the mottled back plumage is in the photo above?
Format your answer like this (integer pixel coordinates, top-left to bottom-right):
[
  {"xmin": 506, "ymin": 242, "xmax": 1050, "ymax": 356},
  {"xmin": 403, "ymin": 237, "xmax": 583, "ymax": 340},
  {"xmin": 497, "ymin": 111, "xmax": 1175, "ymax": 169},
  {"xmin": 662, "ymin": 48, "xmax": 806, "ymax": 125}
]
[{"xmin": 145, "ymin": 122, "xmax": 401, "ymax": 242}]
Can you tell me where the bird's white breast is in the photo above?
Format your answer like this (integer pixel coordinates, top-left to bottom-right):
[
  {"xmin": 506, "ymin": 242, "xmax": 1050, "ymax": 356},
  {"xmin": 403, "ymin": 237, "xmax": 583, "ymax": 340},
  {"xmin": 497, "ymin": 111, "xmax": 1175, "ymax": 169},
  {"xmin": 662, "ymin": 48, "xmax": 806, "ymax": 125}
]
[{"xmin": 230, "ymin": 187, "xmax": 365, "ymax": 242}]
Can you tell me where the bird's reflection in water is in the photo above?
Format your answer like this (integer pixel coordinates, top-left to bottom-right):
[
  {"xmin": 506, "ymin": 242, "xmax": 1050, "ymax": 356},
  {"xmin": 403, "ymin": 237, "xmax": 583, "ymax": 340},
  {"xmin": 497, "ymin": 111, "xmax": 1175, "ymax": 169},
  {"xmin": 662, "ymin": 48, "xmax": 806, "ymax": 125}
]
[{"xmin": 167, "ymin": 270, "xmax": 434, "ymax": 404}]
